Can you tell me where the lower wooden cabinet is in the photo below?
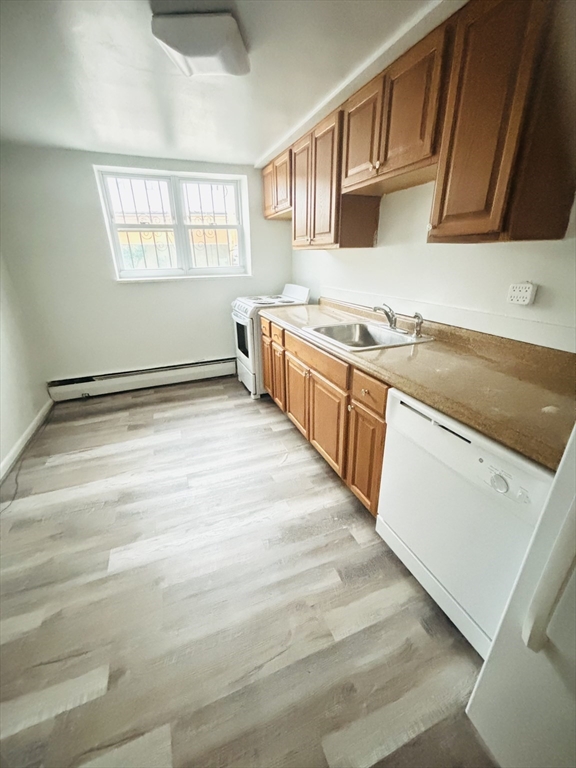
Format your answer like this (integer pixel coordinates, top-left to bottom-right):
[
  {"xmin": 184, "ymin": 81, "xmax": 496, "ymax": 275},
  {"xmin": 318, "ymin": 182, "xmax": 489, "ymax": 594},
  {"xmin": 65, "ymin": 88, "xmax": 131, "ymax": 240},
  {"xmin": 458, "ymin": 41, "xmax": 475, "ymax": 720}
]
[
  {"xmin": 262, "ymin": 335, "xmax": 273, "ymax": 396},
  {"xmin": 262, "ymin": 325, "xmax": 387, "ymax": 512},
  {"xmin": 271, "ymin": 342, "xmax": 286, "ymax": 411},
  {"xmin": 285, "ymin": 351, "xmax": 309, "ymax": 438},
  {"xmin": 345, "ymin": 399, "xmax": 386, "ymax": 516},
  {"xmin": 309, "ymin": 371, "xmax": 348, "ymax": 477}
]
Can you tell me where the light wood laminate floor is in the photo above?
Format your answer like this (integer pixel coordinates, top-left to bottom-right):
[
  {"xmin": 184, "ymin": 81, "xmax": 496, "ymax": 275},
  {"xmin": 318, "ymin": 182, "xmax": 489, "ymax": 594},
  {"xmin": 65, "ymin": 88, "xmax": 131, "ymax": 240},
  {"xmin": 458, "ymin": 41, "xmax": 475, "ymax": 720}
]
[{"xmin": 0, "ymin": 378, "xmax": 494, "ymax": 768}]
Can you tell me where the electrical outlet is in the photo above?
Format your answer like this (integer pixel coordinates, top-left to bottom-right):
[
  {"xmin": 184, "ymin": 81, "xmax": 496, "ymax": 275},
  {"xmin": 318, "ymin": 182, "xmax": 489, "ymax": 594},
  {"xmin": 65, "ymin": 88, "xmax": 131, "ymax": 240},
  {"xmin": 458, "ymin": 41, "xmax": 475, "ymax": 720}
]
[{"xmin": 507, "ymin": 282, "xmax": 537, "ymax": 305}]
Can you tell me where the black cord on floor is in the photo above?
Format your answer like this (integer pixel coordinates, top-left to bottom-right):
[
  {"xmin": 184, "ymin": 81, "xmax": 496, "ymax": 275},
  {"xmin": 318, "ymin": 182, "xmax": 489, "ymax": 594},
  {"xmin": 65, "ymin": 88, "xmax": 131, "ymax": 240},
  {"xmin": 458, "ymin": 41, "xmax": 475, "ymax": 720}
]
[{"xmin": 0, "ymin": 406, "xmax": 55, "ymax": 517}]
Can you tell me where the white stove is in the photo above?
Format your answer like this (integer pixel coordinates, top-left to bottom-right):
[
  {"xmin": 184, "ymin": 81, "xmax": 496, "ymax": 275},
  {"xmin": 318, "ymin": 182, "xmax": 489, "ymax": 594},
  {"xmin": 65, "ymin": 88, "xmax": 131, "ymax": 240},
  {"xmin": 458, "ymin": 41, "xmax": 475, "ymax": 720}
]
[{"xmin": 231, "ymin": 284, "xmax": 310, "ymax": 397}]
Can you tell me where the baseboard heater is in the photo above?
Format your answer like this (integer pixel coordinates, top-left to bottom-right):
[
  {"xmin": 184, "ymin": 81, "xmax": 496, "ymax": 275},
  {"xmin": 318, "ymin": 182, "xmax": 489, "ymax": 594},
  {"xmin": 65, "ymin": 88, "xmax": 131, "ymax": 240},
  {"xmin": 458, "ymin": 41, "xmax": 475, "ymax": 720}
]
[{"xmin": 47, "ymin": 358, "xmax": 236, "ymax": 401}]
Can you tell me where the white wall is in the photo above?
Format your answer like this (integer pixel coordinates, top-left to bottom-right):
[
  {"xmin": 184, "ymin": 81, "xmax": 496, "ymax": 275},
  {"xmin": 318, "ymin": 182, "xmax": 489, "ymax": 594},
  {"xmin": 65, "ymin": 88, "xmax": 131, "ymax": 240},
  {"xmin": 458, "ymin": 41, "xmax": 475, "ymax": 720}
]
[
  {"xmin": 293, "ymin": 183, "xmax": 576, "ymax": 352},
  {"xmin": 0, "ymin": 252, "xmax": 51, "ymax": 477},
  {"xmin": 0, "ymin": 143, "xmax": 292, "ymax": 380}
]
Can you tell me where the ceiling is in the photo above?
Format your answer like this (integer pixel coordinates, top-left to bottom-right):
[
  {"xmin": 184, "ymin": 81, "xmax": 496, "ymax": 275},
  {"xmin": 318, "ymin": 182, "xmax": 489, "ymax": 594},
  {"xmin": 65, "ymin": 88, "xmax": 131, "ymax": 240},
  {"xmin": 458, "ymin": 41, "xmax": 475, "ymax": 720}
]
[{"xmin": 0, "ymin": 0, "xmax": 454, "ymax": 166}]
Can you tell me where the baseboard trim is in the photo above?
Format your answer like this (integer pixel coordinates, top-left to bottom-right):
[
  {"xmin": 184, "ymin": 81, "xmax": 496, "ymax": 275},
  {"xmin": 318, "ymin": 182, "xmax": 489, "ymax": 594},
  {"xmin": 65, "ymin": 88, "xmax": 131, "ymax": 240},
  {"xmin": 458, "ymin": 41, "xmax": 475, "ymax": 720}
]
[
  {"xmin": 48, "ymin": 360, "xmax": 237, "ymax": 401},
  {"xmin": 0, "ymin": 399, "xmax": 53, "ymax": 482}
]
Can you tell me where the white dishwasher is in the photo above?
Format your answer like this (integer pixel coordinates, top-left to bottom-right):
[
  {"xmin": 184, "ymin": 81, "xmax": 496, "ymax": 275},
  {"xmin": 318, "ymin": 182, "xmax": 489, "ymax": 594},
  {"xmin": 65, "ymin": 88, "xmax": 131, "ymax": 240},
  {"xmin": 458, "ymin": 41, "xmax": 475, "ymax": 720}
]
[{"xmin": 376, "ymin": 389, "xmax": 554, "ymax": 658}]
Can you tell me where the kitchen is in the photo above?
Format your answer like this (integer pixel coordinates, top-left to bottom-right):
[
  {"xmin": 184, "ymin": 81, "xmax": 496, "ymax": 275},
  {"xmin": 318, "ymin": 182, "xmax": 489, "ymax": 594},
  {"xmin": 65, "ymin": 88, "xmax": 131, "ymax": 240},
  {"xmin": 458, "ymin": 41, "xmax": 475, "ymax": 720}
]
[{"xmin": 0, "ymin": 1, "xmax": 575, "ymax": 767}]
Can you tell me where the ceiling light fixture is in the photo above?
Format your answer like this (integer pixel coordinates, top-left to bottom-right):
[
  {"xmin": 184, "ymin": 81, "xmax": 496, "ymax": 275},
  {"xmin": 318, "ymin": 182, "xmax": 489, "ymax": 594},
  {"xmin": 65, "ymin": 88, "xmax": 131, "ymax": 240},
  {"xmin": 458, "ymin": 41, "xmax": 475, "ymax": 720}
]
[{"xmin": 151, "ymin": 13, "xmax": 250, "ymax": 77}]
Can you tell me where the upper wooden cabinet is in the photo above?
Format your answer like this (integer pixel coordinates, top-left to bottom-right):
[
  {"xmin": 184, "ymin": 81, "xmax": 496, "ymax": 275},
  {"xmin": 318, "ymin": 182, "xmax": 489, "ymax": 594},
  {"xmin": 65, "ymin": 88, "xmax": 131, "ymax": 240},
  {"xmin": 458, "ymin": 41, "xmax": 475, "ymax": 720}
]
[
  {"xmin": 342, "ymin": 25, "xmax": 448, "ymax": 195},
  {"xmin": 341, "ymin": 75, "xmax": 385, "ymax": 189},
  {"xmin": 265, "ymin": 0, "xmax": 574, "ymax": 244},
  {"xmin": 292, "ymin": 133, "xmax": 313, "ymax": 246},
  {"xmin": 429, "ymin": 0, "xmax": 574, "ymax": 242},
  {"xmin": 310, "ymin": 111, "xmax": 342, "ymax": 247},
  {"xmin": 380, "ymin": 25, "xmax": 446, "ymax": 175},
  {"xmin": 262, "ymin": 149, "xmax": 292, "ymax": 220},
  {"xmin": 293, "ymin": 110, "xmax": 380, "ymax": 249},
  {"xmin": 262, "ymin": 163, "xmax": 275, "ymax": 218}
]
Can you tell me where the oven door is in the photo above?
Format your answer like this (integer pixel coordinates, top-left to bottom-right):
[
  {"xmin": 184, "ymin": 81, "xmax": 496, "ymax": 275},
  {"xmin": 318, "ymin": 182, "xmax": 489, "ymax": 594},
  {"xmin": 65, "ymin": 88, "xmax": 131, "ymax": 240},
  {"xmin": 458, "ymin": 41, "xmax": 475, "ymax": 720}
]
[{"xmin": 232, "ymin": 311, "xmax": 254, "ymax": 373}]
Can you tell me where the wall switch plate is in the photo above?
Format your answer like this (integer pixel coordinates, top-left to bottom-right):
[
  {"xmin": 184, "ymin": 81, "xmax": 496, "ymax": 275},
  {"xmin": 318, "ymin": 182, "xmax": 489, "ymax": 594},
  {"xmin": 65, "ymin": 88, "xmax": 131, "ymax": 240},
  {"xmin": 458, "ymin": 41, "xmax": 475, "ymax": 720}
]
[{"xmin": 507, "ymin": 282, "xmax": 538, "ymax": 305}]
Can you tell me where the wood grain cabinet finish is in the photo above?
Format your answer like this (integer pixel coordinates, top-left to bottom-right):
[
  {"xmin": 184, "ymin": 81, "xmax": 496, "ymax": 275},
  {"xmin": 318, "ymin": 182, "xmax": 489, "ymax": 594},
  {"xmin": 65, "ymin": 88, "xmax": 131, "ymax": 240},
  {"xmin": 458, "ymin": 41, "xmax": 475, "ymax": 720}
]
[
  {"xmin": 351, "ymin": 369, "xmax": 388, "ymax": 417},
  {"xmin": 262, "ymin": 163, "xmax": 276, "ymax": 218},
  {"xmin": 379, "ymin": 25, "xmax": 446, "ymax": 175},
  {"xmin": 285, "ymin": 352, "xmax": 310, "ymax": 438},
  {"xmin": 262, "ymin": 335, "xmax": 273, "ymax": 396},
  {"xmin": 270, "ymin": 323, "xmax": 284, "ymax": 346},
  {"xmin": 292, "ymin": 112, "xmax": 380, "ymax": 249},
  {"xmin": 262, "ymin": 150, "xmax": 293, "ymax": 219},
  {"xmin": 346, "ymin": 400, "xmax": 386, "ymax": 516},
  {"xmin": 260, "ymin": 317, "xmax": 271, "ymax": 337},
  {"xmin": 292, "ymin": 133, "xmax": 313, "ymax": 246},
  {"xmin": 309, "ymin": 371, "xmax": 348, "ymax": 477},
  {"xmin": 265, "ymin": 329, "xmax": 388, "ymax": 512},
  {"xmin": 341, "ymin": 25, "xmax": 447, "ymax": 196},
  {"xmin": 311, "ymin": 111, "xmax": 342, "ymax": 247},
  {"xmin": 273, "ymin": 149, "xmax": 292, "ymax": 214},
  {"xmin": 428, "ymin": 0, "xmax": 567, "ymax": 242},
  {"xmin": 271, "ymin": 342, "xmax": 286, "ymax": 411},
  {"xmin": 342, "ymin": 75, "xmax": 385, "ymax": 190}
]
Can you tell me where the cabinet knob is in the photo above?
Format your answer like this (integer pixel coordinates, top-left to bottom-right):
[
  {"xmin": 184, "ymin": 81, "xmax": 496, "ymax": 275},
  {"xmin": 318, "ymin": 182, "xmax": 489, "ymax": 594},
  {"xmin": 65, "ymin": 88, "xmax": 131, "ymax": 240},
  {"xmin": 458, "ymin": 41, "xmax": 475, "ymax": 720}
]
[
  {"xmin": 427, "ymin": 223, "xmax": 433, "ymax": 232},
  {"xmin": 361, "ymin": 388, "xmax": 369, "ymax": 396},
  {"xmin": 375, "ymin": 160, "xmax": 380, "ymax": 170},
  {"xmin": 347, "ymin": 404, "xmax": 354, "ymax": 412}
]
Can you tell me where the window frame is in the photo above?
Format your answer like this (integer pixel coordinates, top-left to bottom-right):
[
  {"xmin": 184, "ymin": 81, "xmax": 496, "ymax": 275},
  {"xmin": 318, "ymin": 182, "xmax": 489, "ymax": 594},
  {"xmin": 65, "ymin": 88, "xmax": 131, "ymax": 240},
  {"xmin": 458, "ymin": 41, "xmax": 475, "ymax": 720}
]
[{"xmin": 95, "ymin": 166, "xmax": 251, "ymax": 281}]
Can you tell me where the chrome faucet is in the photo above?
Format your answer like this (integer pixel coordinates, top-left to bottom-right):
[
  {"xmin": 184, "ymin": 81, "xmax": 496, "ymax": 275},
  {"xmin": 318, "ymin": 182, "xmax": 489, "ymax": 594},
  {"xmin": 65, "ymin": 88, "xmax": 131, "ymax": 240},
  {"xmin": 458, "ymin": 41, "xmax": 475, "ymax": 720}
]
[
  {"xmin": 413, "ymin": 312, "xmax": 424, "ymax": 337},
  {"xmin": 373, "ymin": 302, "xmax": 397, "ymax": 330}
]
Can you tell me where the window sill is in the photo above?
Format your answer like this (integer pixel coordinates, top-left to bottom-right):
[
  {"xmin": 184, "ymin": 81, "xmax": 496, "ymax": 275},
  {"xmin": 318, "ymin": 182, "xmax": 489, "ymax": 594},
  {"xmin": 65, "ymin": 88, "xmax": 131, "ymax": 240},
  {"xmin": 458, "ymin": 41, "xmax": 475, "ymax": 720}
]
[{"xmin": 115, "ymin": 273, "xmax": 253, "ymax": 283}]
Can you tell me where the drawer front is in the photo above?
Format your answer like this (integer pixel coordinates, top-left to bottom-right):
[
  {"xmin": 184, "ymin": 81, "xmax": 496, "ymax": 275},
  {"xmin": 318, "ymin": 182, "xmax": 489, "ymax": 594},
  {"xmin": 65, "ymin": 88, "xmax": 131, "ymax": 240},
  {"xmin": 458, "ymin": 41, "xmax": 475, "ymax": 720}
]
[
  {"xmin": 260, "ymin": 317, "xmax": 271, "ymax": 337},
  {"xmin": 271, "ymin": 323, "xmax": 284, "ymax": 345},
  {"xmin": 285, "ymin": 332, "xmax": 349, "ymax": 391},
  {"xmin": 351, "ymin": 369, "xmax": 389, "ymax": 416}
]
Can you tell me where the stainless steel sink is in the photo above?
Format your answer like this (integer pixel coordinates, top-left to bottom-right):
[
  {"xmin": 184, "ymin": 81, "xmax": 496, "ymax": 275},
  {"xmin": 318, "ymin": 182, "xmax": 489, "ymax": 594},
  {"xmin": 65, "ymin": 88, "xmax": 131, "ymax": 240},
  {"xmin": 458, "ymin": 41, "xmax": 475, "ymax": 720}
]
[{"xmin": 302, "ymin": 322, "xmax": 433, "ymax": 351}]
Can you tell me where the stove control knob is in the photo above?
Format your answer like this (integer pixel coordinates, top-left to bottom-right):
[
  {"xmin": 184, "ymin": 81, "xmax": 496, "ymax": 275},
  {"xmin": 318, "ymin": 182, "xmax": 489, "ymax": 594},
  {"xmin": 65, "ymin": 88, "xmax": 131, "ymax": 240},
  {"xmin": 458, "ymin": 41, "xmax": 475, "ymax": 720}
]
[{"xmin": 490, "ymin": 473, "xmax": 509, "ymax": 494}]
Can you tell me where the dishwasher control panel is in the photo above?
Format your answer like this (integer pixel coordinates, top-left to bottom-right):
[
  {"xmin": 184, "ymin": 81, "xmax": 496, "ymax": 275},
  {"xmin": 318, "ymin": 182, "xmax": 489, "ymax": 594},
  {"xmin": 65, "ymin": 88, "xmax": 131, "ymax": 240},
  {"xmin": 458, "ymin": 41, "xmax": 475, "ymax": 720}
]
[{"xmin": 391, "ymin": 392, "xmax": 554, "ymax": 529}]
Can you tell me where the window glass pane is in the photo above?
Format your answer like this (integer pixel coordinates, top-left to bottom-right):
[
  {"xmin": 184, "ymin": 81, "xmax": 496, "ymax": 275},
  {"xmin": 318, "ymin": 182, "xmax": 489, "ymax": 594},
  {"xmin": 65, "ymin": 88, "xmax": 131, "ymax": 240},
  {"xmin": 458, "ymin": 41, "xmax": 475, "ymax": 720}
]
[
  {"xmin": 182, "ymin": 182, "xmax": 238, "ymax": 225},
  {"xmin": 188, "ymin": 228, "xmax": 239, "ymax": 268},
  {"xmin": 106, "ymin": 177, "xmax": 173, "ymax": 225},
  {"xmin": 118, "ymin": 230, "xmax": 177, "ymax": 270}
]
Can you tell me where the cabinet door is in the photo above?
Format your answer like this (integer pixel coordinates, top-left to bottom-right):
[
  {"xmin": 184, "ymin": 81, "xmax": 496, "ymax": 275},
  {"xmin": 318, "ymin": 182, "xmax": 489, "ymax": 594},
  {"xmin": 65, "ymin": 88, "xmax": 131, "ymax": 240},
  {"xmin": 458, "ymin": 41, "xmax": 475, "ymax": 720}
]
[
  {"xmin": 274, "ymin": 149, "xmax": 292, "ymax": 213},
  {"xmin": 346, "ymin": 400, "xmax": 386, "ymax": 516},
  {"xmin": 262, "ymin": 162, "xmax": 275, "ymax": 218},
  {"xmin": 429, "ymin": 0, "xmax": 548, "ymax": 239},
  {"xmin": 379, "ymin": 25, "xmax": 445, "ymax": 174},
  {"xmin": 262, "ymin": 335, "xmax": 273, "ymax": 396},
  {"xmin": 271, "ymin": 342, "xmax": 286, "ymax": 412},
  {"xmin": 342, "ymin": 76, "xmax": 384, "ymax": 189},
  {"xmin": 285, "ymin": 352, "xmax": 309, "ymax": 438},
  {"xmin": 292, "ymin": 133, "xmax": 313, "ymax": 246},
  {"xmin": 309, "ymin": 370, "xmax": 347, "ymax": 476},
  {"xmin": 311, "ymin": 110, "xmax": 342, "ymax": 247}
]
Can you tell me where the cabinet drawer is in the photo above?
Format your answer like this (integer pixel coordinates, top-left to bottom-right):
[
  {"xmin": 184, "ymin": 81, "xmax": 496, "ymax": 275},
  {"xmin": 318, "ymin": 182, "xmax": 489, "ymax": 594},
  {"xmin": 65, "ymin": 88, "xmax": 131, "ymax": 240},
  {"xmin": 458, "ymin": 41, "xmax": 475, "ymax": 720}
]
[
  {"xmin": 271, "ymin": 324, "xmax": 284, "ymax": 345},
  {"xmin": 285, "ymin": 332, "xmax": 349, "ymax": 391},
  {"xmin": 260, "ymin": 317, "xmax": 271, "ymax": 337},
  {"xmin": 351, "ymin": 369, "xmax": 389, "ymax": 416}
]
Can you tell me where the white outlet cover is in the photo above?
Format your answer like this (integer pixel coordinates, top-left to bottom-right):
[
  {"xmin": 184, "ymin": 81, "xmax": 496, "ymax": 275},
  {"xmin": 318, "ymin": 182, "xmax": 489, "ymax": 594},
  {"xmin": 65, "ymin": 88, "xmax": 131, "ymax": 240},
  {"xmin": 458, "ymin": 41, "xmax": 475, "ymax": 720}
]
[{"xmin": 507, "ymin": 282, "xmax": 538, "ymax": 305}]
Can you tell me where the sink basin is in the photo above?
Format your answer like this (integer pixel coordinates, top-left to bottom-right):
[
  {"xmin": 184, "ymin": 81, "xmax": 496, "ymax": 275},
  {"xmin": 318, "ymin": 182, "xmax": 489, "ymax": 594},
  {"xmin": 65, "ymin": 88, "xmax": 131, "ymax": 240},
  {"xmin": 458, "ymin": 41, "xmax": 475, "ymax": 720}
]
[{"xmin": 302, "ymin": 322, "xmax": 433, "ymax": 351}]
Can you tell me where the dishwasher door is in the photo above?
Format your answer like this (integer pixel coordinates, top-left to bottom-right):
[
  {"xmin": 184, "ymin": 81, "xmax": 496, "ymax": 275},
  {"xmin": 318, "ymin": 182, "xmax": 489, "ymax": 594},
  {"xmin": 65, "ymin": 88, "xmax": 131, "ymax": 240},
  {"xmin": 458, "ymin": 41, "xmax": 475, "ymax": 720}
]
[{"xmin": 375, "ymin": 389, "xmax": 554, "ymax": 658}]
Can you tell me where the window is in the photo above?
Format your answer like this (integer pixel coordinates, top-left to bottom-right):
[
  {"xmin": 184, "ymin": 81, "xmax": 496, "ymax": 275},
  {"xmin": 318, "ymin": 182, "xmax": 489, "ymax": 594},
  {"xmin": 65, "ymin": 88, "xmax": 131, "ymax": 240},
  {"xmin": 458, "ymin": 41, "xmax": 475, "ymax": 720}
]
[{"xmin": 95, "ymin": 167, "xmax": 250, "ymax": 279}]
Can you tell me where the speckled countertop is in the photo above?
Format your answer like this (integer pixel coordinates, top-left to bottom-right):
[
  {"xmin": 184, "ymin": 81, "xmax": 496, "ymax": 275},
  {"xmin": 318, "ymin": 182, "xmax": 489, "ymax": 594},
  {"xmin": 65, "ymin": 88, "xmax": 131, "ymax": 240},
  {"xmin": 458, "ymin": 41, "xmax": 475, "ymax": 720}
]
[{"xmin": 260, "ymin": 301, "xmax": 576, "ymax": 471}]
